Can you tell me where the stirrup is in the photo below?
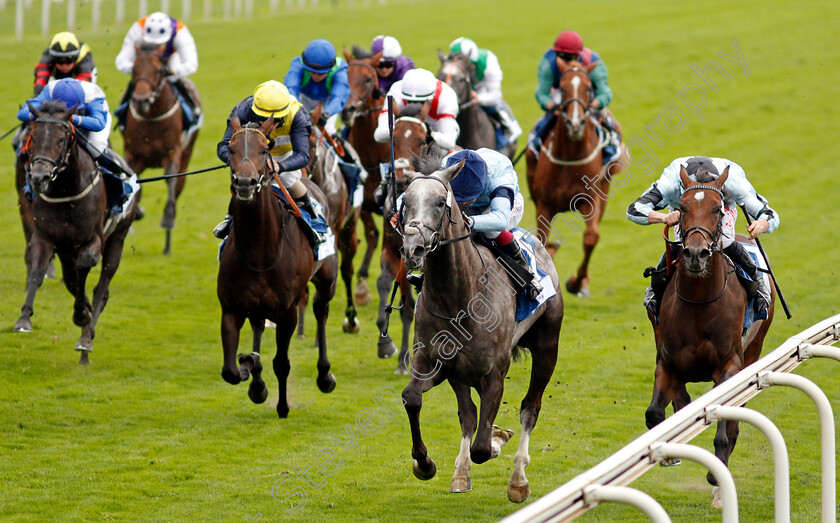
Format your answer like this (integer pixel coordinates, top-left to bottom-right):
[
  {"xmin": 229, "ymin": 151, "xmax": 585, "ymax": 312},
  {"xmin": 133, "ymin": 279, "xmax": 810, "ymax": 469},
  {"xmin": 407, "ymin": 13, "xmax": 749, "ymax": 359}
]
[
  {"xmin": 525, "ymin": 280, "xmax": 543, "ymax": 301},
  {"xmin": 213, "ymin": 217, "xmax": 232, "ymax": 239}
]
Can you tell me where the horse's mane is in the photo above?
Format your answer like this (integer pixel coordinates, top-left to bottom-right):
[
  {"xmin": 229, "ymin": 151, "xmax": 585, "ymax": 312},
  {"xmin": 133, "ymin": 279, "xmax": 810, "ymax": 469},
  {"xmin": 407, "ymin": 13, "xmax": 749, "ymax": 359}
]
[
  {"xmin": 39, "ymin": 100, "xmax": 70, "ymax": 115},
  {"xmin": 399, "ymin": 103, "xmax": 425, "ymax": 118},
  {"xmin": 139, "ymin": 41, "xmax": 161, "ymax": 53},
  {"xmin": 351, "ymin": 45, "xmax": 372, "ymax": 59},
  {"xmin": 411, "ymin": 147, "xmax": 447, "ymax": 176}
]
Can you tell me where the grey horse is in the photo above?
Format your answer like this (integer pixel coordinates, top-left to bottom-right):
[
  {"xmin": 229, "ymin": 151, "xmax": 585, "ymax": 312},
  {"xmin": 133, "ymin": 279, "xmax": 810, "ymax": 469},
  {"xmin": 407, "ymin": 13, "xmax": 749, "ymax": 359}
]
[{"xmin": 398, "ymin": 153, "xmax": 564, "ymax": 502}]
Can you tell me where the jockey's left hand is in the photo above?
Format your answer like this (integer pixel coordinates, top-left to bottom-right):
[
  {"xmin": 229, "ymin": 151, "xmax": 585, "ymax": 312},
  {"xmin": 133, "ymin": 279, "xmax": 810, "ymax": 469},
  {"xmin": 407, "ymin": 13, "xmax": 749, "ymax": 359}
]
[
  {"xmin": 317, "ymin": 113, "xmax": 330, "ymax": 127},
  {"xmin": 270, "ymin": 158, "xmax": 282, "ymax": 173},
  {"xmin": 389, "ymin": 211, "xmax": 399, "ymax": 229},
  {"xmin": 591, "ymin": 99, "xmax": 601, "ymax": 110},
  {"xmin": 470, "ymin": 90, "xmax": 479, "ymax": 104},
  {"xmin": 748, "ymin": 218, "xmax": 769, "ymax": 239}
]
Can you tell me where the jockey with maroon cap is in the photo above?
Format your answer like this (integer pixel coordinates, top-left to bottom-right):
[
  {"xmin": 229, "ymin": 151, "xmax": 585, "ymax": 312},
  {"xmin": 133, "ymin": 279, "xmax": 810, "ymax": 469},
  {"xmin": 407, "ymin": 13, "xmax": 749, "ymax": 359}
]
[{"xmin": 528, "ymin": 30, "xmax": 618, "ymax": 156}]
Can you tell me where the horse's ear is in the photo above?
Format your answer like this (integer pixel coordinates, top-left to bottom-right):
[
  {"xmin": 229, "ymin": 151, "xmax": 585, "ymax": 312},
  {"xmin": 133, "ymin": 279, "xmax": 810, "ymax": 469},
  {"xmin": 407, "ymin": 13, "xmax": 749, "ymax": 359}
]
[
  {"xmin": 261, "ymin": 115, "xmax": 276, "ymax": 137},
  {"xmin": 26, "ymin": 101, "xmax": 41, "ymax": 120},
  {"xmin": 134, "ymin": 42, "xmax": 142, "ymax": 54},
  {"xmin": 420, "ymin": 102, "xmax": 431, "ymax": 121},
  {"xmin": 154, "ymin": 43, "xmax": 166, "ymax": 58},
  {"xmin": 372, "ymin": 50, "xmax": 384, "ymax": 64},
  {"xmin": 230, "ymin": 116, "xmax": 241, "ymax": 132},
  {"xmin": 403, "ymin": 169, "xmax": 422, "ymax": 185},
  {"xmin": 585, "ymin": 62, "xmax": 599, "ymax": 74},
  {"xmin": 714, "ymin": 165, "xmax": 730, "ymax": 188},
  {"xmin": 556, "ymin": 57, "xmax": 570, "ymax": 73},
  {"xmin": 440, "ymin": 158, "xmax": 466, "ymax": 182},
  {"xmin": 679, "ymin": 165, "xmax": 693, "ymax": 189},
  {"xmin": 343, "ymin": 46, "xmax": 353, "ymax": 62},
  {"xmin": 438, "ymin": 49, "xmax": 446, "ymax": 63},
  {"xmin": 61, "ymin": 103, "xmax": 79, "ymax": 121}
]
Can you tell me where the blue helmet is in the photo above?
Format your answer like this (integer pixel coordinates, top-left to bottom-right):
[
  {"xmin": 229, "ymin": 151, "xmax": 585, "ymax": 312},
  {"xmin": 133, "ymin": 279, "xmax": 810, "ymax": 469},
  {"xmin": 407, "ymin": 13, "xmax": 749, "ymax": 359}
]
[
  {"xmin": 445, "ymin": 150, "xmax": 487, "ymax": 204},
  {"xmin": 301, "ymin": 39, "xmax": 337, "ymax": 74},
  {"xmin": 50, "ymin": 78, "xmax": 86, "ymax": 110}
]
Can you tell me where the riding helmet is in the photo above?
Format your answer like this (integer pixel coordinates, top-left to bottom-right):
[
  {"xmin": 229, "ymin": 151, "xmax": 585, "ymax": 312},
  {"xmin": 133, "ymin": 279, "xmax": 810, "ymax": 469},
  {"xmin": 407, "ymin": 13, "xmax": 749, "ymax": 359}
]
[
  {"xmin": 50, "ymin": 79, "xmax": 86, "ymax": 110},
  {"xmin": 685, "ymin": 156, "xmax": 719, "ymax": 178},
  {"xmin": 143, "ymin": 12, "xmax": 174, "ymax": 46},
  {"xmin": 301, "ymin": 39, "xmax": 337, "ymax": 74},
  {"xmin": 400, "ymin": 69, "xmax": 437, "ymax": 102},
  {"xmin": 445, "ymin": 150, "xmax": 487, "ymax": 204},
  {"xmin": 553, "ymin": 31, "xmax": 583, "ymax": 55},
  {"xmin": 449, "ymin": 37, "xmax": 479, "ymax": 62},
  {"xmin": 251, "ymin": 80, "xmax": 292, "ymax": 118},
  {"xmin": 371, "ymin": 35, "xmax": 402, "ymax": 60},
  {"xmin": 48, "ymin": 32, "xmax": 81, "ymax": 60}
]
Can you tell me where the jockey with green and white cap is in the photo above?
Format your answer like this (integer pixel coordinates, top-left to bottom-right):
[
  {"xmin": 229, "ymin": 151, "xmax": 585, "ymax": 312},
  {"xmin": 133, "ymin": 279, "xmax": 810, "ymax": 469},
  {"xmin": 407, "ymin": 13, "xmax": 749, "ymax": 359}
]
[{"xmin": 448, "ymin": 37, "xmax": 522, "ymax": 146}]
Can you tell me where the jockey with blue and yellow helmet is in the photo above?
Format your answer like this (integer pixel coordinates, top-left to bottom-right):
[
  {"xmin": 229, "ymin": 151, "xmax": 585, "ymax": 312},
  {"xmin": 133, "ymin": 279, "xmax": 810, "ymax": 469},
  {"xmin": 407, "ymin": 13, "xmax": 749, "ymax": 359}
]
[
  {"xmin": 284, "ymin": 39, "xmax": 350, "ymax": 137},
  {"xmin": 214, "ymin": 80, "xmax": 328, "ymax": 242}
]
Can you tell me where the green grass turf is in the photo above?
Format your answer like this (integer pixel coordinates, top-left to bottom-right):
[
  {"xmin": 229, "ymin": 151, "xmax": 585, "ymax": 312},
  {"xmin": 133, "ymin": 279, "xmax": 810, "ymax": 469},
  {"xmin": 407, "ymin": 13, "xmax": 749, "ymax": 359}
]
[{"xmin": 0, "ymin": 0, "xmax": 838, "ymax": 521}]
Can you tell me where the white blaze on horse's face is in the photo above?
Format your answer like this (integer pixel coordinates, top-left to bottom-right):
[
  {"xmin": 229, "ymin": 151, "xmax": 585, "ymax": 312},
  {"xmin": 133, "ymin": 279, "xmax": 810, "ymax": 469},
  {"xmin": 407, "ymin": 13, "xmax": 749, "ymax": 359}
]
[
  {"xmin": 569, "ymin": 75, "xmax": 582, "ymax": 133},
  {"xmin": 404, "ymin": 129, "xmax": 413, "ymax": 139},
  {"xmin": 694, "ymin": 191, "xmax": 705, "ymax": 201},
  {"xmin": 401, "ymin": 177, "xmax": 450, "ymax": 270}
]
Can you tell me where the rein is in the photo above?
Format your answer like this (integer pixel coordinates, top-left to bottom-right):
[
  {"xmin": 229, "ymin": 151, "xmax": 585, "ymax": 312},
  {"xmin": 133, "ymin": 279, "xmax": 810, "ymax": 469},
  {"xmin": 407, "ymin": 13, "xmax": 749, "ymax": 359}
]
[
  {"xmin": 27, "ymin": 116, "xmax": 101, "ymax": 203},
  {"xmin": 346, "ymin": 62, "xmax": 381, "ymax": 116}
]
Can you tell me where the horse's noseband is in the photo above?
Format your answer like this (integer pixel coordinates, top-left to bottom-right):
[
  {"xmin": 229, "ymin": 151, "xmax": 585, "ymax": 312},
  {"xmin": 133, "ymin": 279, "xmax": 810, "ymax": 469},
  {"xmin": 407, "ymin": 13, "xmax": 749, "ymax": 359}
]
[
  {"xmin": 26, "ymin": 117, "xmax": 75, "ymax": 181},
  {"xmin": 229, "ymin": 127, "xmax": 274, "ymax": 190},
  {"xmin": 398, "ymin": 176, "xmax": 470, "ymax": 255}
]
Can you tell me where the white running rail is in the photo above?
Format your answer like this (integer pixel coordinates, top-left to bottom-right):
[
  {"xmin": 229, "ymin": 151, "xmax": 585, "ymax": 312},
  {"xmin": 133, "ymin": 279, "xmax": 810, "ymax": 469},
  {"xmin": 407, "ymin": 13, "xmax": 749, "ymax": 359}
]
[{"xmin": 501, "ymin": 313, "xmax": 840, "ymax": 523}]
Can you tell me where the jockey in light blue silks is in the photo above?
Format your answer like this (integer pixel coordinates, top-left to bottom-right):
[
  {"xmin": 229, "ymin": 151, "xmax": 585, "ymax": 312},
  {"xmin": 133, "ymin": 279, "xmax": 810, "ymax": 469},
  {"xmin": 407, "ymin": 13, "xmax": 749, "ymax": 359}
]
[
  {"xmin": 445, "ymin": 148, "xmax": 543, "ymax": 300},
  {"xmin": 17, "ymin": 78, "xmax": 137, "ymax": 212},
  {"xmin": 627, "ymin": 156, "xmax": 779, "ymax": 317}
]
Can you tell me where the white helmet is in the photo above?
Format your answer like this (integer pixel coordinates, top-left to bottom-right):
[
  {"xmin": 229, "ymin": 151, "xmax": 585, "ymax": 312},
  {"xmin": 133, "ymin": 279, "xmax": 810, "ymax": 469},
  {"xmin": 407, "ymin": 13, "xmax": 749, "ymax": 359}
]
[
  {"xmin": 449, "ymin": 37, "xmax": 479, "ymax": 62},
  {"xmin": 143, "ymin": 12, "xmax": 173, "ymax": 46},
  {"xmin": 381, "ymin": 36, "xmax": 402, "ymax": 59},
  {"xmin": 401, "ymin": 69, "xmax": 437, "ymax": 102}
]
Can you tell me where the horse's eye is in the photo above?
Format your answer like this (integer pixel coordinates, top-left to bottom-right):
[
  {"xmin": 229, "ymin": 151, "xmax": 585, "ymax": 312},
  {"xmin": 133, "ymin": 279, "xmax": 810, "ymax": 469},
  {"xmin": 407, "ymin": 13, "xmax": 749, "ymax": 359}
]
[{"xmin": 437, "ymin": 200, "xmax": 444, "ymax": 208}]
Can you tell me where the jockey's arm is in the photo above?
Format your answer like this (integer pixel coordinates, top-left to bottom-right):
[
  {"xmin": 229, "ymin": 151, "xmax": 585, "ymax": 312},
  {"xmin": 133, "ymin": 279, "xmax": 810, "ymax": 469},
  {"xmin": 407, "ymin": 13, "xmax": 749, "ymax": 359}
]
[
  {"xmin": 274, "ymin": 111, "xmax": 312, "ymax": 173},
  {"xmin": 475, "ymin": 53, "xmax": 503, "ymax": 107},
  {"xmin": 431, "ymin": 116, "xmax": 459, "ymax": 150},
  {"xmin": 170, "ymin": 26, "xmax": 198, "ymax": 76},
  {"xmin": 469, "ymin": 190, "xmax": 514, "ymax": 232},
  {"xmin": 535, "ymin": 54, "xmax": 556, "ymax": 111},
  {"xmin": 324, "ymin": 65, "xmax": 350, "ymax": 117},
  {"xmin": 283, "ymin": 59, "xmax": 305, "ymax": 100},
  {"xmin": 17, "ymin": 89, "xmax": 51, "ymax": 121},
  {"xmin": 590, "ymin": 60, "xmax": 613, "ymax": 109},
  {"xmin": 373, "ymin": 88, "xmax": 403, "ymax": 143},
  {"xmin": 627, "ymin": 180, "xmax": 676, "ymax": 226},
  {"xmin": 33, "ymin": 48, "xmax": 53, "ymax": 94},
  {"xmin": 114, "ymin": 22, "xmax": 143, "ymax": 74},
  {"xmin": 73, "ymin": 98, "xmax": 108, "ymax": 132}
]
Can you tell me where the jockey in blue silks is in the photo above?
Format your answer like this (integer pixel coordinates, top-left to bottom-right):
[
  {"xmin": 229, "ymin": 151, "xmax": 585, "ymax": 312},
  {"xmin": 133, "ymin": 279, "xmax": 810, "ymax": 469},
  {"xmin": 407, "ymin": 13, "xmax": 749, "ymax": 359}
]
[
  {"xmin": 445, "ymin": 148, "xmax": 543, "ymax": 300},
  {"xmin": 285, "ymin": 39, "xmax": 350, "ymax": 137}
]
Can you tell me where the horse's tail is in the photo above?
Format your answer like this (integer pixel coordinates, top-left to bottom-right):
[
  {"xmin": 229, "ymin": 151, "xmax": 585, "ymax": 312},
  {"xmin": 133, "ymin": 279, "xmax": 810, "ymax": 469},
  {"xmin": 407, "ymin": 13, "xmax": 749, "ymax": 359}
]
[{"xmin": 512, "ymin": 345, "xmax": 530, "ymax": 363}]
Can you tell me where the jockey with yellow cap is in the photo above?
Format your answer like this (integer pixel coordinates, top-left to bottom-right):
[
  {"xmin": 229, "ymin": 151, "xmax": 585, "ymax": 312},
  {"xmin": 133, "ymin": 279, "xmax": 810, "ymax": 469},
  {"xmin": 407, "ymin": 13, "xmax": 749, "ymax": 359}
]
[
  {"xmin": 33, "ymin": 32, "xmax": 97, "ymax": 95},
  {"xmin": 214, "ymin": 81, "xmax": 327, "ymax": 242}
]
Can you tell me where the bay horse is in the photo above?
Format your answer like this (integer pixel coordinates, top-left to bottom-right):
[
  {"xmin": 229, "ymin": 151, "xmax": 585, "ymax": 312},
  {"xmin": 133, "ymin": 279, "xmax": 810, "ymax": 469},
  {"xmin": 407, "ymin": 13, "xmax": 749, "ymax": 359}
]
[
  {"xmin": 306, "ymin": 106, "xmax": 361, "ymax": 334},
  {"xmin": 526, "ymin": 59, "xmax": 620, "ymax": 298},
  {"xmin": 13, "ymin": 101, "xmax": 137, "ymax": 365},
  {"xmin": 217, "ymin": 117, "xmax": 338, "ymax": 419},
  {"xmin": 341, "ymin": 46, "xmax": 389, "ymax": 306},
  {"xmin": 375, "ymin": 108, "xmax": 439, "ymax": 370},
  {"xmin": 436, "ymin": 51, "xmax": 514, "ymax": 158},
  {"xmin": 645, "ymin": 166, "xmax": 775, "ymax": 507},
  {"xmin": 399, "ymin": 152, "xmax": 564, "ymax": 502},
  {"xmin": 122, "ymin": 42, "xmax": 200, "ymax": 255}
]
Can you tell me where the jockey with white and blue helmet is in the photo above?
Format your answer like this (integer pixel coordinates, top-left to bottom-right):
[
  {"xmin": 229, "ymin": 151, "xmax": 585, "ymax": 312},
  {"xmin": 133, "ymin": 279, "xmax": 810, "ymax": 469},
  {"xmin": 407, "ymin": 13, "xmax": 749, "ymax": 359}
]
[
  {"xmin": 285, "ymin": 39, "xmax": 350, "ymax": 137},
  {"xmin": 448, "ymin": 37, "xmax": 522, "ymax": 145},
  {"xmin": 627, "ymin": 156, "xmax": 779, "ymax": 317},
  {"xmin": 17, "ymin": 78, "xmax": 133, "ymax": 178},
  {"xmin": 445, "ymin": 148, "xmax": 542, "ymax": 299},
  {"xmin": 371, "ymin": 35, "xmax": 415, "ymax": 93}
]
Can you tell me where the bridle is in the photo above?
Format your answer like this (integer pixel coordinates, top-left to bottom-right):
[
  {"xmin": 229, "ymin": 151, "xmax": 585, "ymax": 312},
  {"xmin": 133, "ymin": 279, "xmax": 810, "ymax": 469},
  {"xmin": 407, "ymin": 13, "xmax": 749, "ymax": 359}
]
[
  {"xmin": 25, "ymin": 117, "xmax": 75, "ymax": 182},
  {"xmin": 674, "ymin": 184, "xmax": 733, "ymax": 305},
  {"xmin": 558, "ymin": 66, "xmax": 595, "ymax": 130},
  {"xmin": 344, "ymin": 62, "xmax": 382, "ymax": 123},
  {"xmin": 442, "ymin": 57, "xmax": 476, "ymax": 110},
  {"xmin": 229, "ymin": 127, "xmax": 275, "ymax": 191},
  {"xmin": 129, "ymin": 54, "xmax": 177, "ymax": 119},
  {"xmin": 396, "ymin": 175, "xmax": 471, "ymax": 253}
]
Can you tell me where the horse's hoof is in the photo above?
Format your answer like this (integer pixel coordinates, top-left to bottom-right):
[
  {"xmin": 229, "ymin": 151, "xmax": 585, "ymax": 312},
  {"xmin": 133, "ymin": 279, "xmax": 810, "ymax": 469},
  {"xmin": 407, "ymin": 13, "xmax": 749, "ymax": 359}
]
[
  {"xmin": 449, "ymin": 476, "xmax": 471, "ymax": 493},
  {"xmin": 45, "ymin": 261, "xmax": 56, "ymax": 279},
  {"xmin": 412, "ymin": 458, "xmax": 437, "ymax": 480},
  {"xmin": 394, "ymin": 365, "xmax": 409, "ymax": 375},
  {"xmin": 248, "ymin": 382, "xmax": 268, "ymax": 404},
  {"xmin": 658, "ymin": 458, "xmax": 681, "ymax": 467},
  {"xmin": 342, "ymin": 317, "xmax": 361, "ymax": 334},
  {"xmin": 13, "ymin": 319, "xmax": 33, "ymax": 333},
  {"xmin": 78, "ymin": 351, "xmax": 90, "ymax": 365},
  {"xmin": 276, "ymin": 405, "xmax": 290, "ymax": 419},
  {"xmin": 378, "ymin": 339, "xmax": 398, "ymax": 359},
  {"xmin": 507, "ymin": 482, "xmax": 530, "ymax": 503},
  {"xmin": 317, "ymin": 373, "xmax": 336, "ymax": 393},
  {"xmin": 711, "ymin": 486, "xmax": 722, "ymax": 509},
  {"xmin": 354, "ymin": 281, "xmax": 371, "ymax": 306},
  {"xmin": 221, "ymin": 367, "xmax": 241, "ymax": 385},
  {"xmin": 576, "ymin": 286, "xmax": 590, "ymax": 299}
]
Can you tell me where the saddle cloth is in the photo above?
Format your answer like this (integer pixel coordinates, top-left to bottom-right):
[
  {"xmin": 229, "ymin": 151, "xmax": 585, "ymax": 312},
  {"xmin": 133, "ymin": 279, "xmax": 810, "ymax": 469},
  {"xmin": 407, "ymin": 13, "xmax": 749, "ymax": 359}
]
[{"xmin": 512, "ymin": 228, "xmax": 556, "ymax": 322}]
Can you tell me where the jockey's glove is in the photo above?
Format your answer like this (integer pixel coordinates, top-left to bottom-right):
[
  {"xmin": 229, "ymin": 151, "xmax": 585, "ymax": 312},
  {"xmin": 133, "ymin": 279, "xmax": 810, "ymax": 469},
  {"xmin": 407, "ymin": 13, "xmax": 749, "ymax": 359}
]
[{"xmin": 317, "ymin": 113, "xmax": 330, "ymax": 127}]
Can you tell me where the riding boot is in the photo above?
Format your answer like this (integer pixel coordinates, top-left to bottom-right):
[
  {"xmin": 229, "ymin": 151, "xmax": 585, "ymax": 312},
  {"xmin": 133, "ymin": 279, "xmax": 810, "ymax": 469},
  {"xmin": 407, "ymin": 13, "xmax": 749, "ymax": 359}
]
[
  {"xmin": 502, "ymin": 240, "xmax": 543, "ymax": 300},
  {"xmin": 496, "ymin": 105, "xmax": 522, "ymax": 143},
  {"xmin": 214, "ymin": 200, "xmax": 234, "ymax": 239},
  {"xmin": 723, "ymin": 241, "xmax": 770, "ymax": 314},
  {"xmin": 643, "ymin": 252, "xmax": 670, "ymax": 316},
  {"xmin": 99, "ymin": 147, "xmax": 136, "ymax": 177},
  {"xmin": 295, "ymin": 193, "xmax": 329, "ymax": 244},
  {"xmin": 115, "ymin": 82, "xmax": 133, "ymax": 130}
]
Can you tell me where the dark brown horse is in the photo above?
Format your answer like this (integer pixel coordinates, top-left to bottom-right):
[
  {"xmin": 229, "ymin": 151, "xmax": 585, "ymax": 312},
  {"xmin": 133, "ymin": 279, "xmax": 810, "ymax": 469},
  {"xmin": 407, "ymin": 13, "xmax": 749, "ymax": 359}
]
[
  {"xmin": 13, "ymin": 101, "xmax": 137, "ymax": 365},
  {"xmin": 399, "ymin": 151, "xmax": 564, "ymax": 502},
  {"xmin": 341, "ymin": 47, "xmax": 389, "ymax": 306},
  {"xmin": 526, "ymin": 60, "xmax": 621, "ymax": 298},
  {"xmin": 436, "ymin": 51, "xmax": 510, "ymax": 156},
  {"xmin": 121, "ymin": 43, "xmax": 200, "ymax": 255},
  {"xmin": 645, "ymin": 166, "xmax": 775, "ymax": 506},
  {"xmin": 306, "ymin": 110, "xmax": 361, "ymax": 334},
  {"xmin": 217, "ymin": 117, "xmax": 338, "ymax": 418}
]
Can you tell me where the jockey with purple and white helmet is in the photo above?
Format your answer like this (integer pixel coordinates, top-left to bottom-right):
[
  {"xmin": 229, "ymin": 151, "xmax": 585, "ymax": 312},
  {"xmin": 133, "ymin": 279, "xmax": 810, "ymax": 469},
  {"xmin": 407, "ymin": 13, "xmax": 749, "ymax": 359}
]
[
  {"xmin": 448, "ymin": 37, "xmax": 522, "ymax": 145},
  {"xmin": 370, "ymin": 35, "xmax": 415, "ymax": 93}
]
